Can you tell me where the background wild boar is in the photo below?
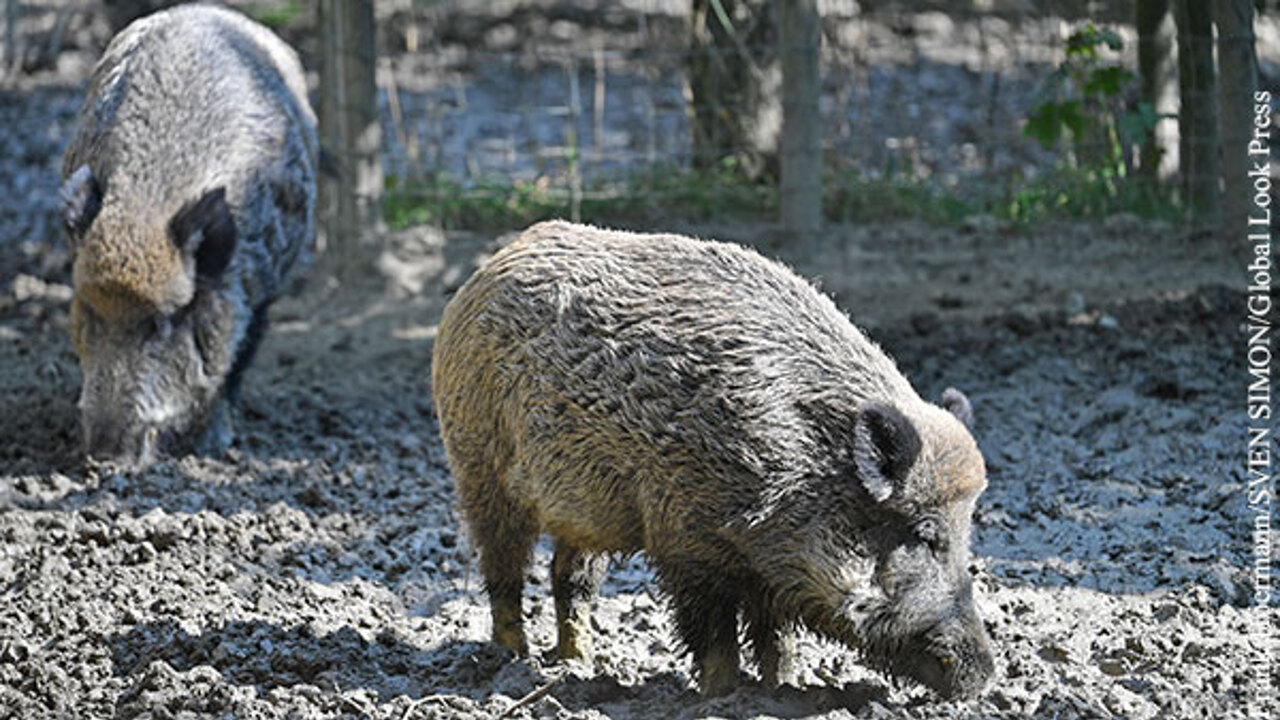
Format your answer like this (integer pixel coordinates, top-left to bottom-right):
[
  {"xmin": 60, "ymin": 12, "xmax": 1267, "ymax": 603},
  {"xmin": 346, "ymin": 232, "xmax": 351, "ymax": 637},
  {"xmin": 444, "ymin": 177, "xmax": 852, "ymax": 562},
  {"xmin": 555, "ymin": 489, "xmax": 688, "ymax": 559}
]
[
  {"xmin": 60, "ymin": 4, "xmax": 318, "ymax": 465},
  {"xmin": 433, "ymin": 221, "xmax": 995, "ymax": 699}
]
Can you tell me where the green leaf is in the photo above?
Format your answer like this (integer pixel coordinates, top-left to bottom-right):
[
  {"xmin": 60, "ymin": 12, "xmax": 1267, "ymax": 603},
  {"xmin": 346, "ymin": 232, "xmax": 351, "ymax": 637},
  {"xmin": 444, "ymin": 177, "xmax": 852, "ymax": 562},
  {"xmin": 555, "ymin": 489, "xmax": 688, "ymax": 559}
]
[
  {"xmin": 1084, "ymin": 66, "xmax": 1129, "ymax": 97},
  {"xmin": 1025, "ymin": 103, "xmax": 1066, "ymax": 148},
  {"xmin": 1135, "ymin": 102, "xmax": 1160, "ymax": 129},
  {"xmin": 1066, "ymin": 24, "xmax": 1100, "ymax": 58},
  {"xmin": 1119, "ymin": 103, "xmax": 1160, "ymax": 142},
  {"xmin": 1057, "ymin": 101, "xmax": 1087, "ymax": 139},
  {"xmin": 1099, "ymin": 28, "xmax": 1124, "ymax": 51},
  {"xmin": 1065, "ymin": 24, "xmax": 1123, "ymax": 59}
]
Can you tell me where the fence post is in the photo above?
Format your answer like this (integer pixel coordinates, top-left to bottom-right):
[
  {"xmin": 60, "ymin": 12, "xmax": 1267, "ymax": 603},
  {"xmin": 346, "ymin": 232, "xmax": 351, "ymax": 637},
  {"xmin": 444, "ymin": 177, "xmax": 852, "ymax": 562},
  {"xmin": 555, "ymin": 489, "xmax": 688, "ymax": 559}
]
[
  {"xmin": 780, "ymin": 0, "xmax": 821, "ymax": 246},
  {"xmin": 1136, "ymin": 0, "xmax": 1176, "ymax": 181},
  {"xmin": 1216, "ymin": 0, "xmax": 1258, "ymax": 243},
  {"xmin": 1173, "ymin": 0, "xmax": 1222, "ymax": 227},
  {"xmin": 687, "ymin": 0, "xmax": 779, "ymax": 179},
  {"xmin": 5, "ymin": 0, "xmax": 18, "ymax": 75},
  {"xmin": 317, "ymin": 0, "xmax": 382, "ymax": 276}
]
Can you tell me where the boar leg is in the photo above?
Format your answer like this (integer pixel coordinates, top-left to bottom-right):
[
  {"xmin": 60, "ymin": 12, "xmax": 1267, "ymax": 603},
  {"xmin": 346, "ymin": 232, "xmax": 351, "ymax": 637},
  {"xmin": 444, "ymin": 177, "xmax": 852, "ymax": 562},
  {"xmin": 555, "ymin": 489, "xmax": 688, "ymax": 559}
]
[
  {"xmin": 460, "ymin": 470, "xmax": 537, "ymax": 655},
  {"xmin": 663, "ymin": 562, "xmax": 742, "ymax": 696},
  {"xmin": 225, "ymin": 303, "xmax": 270, "ymax": 403},
  {"xmin": 198, "ymin": 396, "xmax": 235, "ymax": 456},
  {"xmin": 199, "ymin": 302, "xmax": 270, "ymax": 456},
  {"xmin": 743, "ymin": 590, "xmax": 796, "ymax": 688},
  {"xmin": 551, "ymin": 538, "xmax": 606, "ymax": 661}
]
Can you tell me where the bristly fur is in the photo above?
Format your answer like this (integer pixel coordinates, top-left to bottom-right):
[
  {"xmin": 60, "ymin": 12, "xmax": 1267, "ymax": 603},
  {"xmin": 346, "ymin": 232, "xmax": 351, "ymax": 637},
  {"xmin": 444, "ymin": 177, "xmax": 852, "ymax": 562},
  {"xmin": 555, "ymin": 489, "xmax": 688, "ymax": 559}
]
[
  {"xmin": 61, "ymin": 4, "xmax": 317, "ymax": 464},
  {"xmin": 433, "ymin": 220, "xmax": 994, "ymax": 698}
]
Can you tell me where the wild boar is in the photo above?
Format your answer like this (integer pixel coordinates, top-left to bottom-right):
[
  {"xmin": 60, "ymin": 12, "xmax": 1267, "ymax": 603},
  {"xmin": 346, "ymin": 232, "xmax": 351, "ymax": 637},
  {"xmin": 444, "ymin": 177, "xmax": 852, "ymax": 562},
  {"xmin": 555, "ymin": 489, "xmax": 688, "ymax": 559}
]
[
  {"xmin": 432, "ymin": 221, "xmax": 995, "ymax": 698},
  {"xmin": 60, "ymin": 4, "xmax": 317, "ymax": 465}
]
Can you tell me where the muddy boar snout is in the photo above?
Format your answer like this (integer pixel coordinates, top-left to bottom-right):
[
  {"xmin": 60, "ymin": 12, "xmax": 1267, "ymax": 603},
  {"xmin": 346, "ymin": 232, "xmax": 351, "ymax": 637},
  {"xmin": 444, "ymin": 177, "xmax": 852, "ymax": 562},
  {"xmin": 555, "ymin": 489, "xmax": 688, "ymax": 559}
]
[
  {"xmin": 81, "ymin": 407, "xmax": 177, "ymax": 468},
  {"xmin": 77, "ymin": 347, "xmax": 203, "ymax": 466},
  {"xmin": 83, "ymin": 413, "xmax": 129, "ymax": 464},
  {"xmin": 867, "ymin": 574, "xmax": 994, "ymax": 700},
  {"xmin": 84, "ymin": 419, "xmax": 152, "ymax": 467},
  {"xmin": 910, "ymin": 601, "xmax": 995, "ymax": 700}
]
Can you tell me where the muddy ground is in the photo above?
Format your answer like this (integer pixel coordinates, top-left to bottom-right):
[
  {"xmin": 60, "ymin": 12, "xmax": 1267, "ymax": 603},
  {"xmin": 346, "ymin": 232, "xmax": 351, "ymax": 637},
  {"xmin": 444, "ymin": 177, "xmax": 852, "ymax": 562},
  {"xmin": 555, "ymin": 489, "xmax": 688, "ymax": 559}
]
[{"xmin": 1, "ymin": 211, "xmax": 1271, "ymax": 719}]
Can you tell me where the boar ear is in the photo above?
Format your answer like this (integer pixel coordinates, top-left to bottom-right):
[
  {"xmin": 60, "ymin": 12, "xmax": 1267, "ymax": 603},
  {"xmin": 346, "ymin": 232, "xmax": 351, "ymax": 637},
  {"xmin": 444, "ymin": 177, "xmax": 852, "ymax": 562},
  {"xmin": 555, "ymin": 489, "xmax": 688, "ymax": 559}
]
[
  {"xmin": 61, "ymin": 164, "xmax": 103, "ymax": 238},
  {"xmin": 941, "ymin": 387, "xmax": 974, "ymax": 429},
  {"xmin": 853, "ymin": 404, "xmax": 922, "ymax": 502},
  {"xmin": 170, "ymin": 187, "xmax": 237, "ymax": 279}
]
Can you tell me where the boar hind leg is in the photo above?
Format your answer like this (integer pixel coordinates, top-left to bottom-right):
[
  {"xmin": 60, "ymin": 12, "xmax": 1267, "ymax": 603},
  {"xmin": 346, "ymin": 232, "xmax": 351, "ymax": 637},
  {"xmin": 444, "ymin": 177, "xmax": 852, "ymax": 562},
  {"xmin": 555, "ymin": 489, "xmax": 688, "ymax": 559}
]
[
  {"xmin": 551, "ymin": 538, "xmax": 606, "ymax": 661},
  {"xmin": 482, "ymin": 511, "xmax": 536, "ymax": 655},
  {"xmin": 664, "ymin": 562, "xmax": 742, "ymax": 696},
  {"xmin": 743, "ymin": 590, "xmax": 796, "ymax": 689},
  {"xmin": 460, "ymin": 471, "xmax": 537, "ymax": 655}
]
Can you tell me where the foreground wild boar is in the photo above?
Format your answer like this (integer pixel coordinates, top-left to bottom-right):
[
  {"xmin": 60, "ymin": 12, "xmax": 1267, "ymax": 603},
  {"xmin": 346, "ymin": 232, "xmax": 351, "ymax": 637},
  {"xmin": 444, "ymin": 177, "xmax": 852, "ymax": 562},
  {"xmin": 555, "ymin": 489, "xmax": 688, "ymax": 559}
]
[
  {"xmin": 433, "ymin": 221, "xmax": 995, "ymax": 699},
  {"xmin": 60, "ymin": 5, "xmax": 317, "ymax": 465}
]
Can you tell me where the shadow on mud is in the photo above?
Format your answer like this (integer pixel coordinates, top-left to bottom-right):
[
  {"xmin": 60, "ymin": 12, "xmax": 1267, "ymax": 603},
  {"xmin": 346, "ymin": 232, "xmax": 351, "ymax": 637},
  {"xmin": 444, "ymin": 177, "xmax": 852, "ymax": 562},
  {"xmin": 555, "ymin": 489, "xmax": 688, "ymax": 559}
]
[
  {"xmin": 667, "ymin": 681, "xmax": 888, "ymax": 720},
  {"xmin": 108, "ymin": 617, "xmax": 888, "ymax": 717},
  {"xmin": 109, "ymin": 620, "xmax": 514, "ymax": 700},
  {"xmin": 0, "ymin": 308, "xmax": 82, "ymax": 477},
  {"xmin": 0, "ymin": 390, "xmax": 80, "ymax": 476}
]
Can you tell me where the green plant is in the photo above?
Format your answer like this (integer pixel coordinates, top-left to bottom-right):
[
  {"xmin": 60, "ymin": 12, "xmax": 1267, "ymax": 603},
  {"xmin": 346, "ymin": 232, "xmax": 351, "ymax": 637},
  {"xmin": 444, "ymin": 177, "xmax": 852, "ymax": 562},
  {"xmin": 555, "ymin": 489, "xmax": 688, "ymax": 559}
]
[
  {"xmin": 1001, "ymin": 167, "xmax": 1179, "ymax": 223},
  {"xmin": 1011, "ymin": 23, "xmax": 1176, "ymax": 223},
  {"xmin": 1024, "ymin": 24, "xmax": 1160, "ymax": 179},
  {"xmin": 825, "ymin": 172, "xmax": 977, "ymax": 224},
  {"xmin": 383, "ymin": 175, "xmax": 567, "ymax": 231},
  {"xmin": 241, "ymin": 1, "xmax": 307, "ymax": 31},
  {"xmin": 382, "ymin": 159, "xmax": 778, "ymax": 232},
  {"xmin": 646, "ymin": 157, "xmax": 777, "ymax": 220}
]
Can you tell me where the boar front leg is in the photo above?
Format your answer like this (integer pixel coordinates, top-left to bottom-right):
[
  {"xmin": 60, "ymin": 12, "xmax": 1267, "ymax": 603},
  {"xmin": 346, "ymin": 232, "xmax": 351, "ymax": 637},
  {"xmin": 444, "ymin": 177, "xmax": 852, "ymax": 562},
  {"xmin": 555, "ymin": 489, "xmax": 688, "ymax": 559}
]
[
  {"xmin": 198, "ymin": 395, "xmax": 235, "ymax": 456},
  {"xmin": 551, "ymin": 538, "xmax": 606, "ymax": 661},
  {"xmin": 662, "ymin": 558, "xmax": 742, "ymax": 696},
  {"xmin": 744, "ymin": 589, "xmax": 796, "ymax": 688}
]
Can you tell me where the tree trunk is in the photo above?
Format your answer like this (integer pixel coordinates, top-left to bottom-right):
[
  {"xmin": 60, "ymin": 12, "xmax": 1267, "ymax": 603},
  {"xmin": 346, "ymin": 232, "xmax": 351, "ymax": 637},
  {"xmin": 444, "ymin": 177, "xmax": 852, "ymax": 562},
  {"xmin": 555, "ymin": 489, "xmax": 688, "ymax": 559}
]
[
  {"xmin": 1216, "ymin": 0, "xmax": 1258, "ymax": 242},
  {"xmin": 5, "ymin": 0, "xmax": 18, "ymax": 73},
  {"xmin": 317, "ymin": 0, "xmax": 382, "ymax": 276},
  {"xmin": 779, "ymin": 0, "xmax": 821, "ymax": 245},
  {"xmin": 1136, "ymin": 0, "xmax": 1177, "ymax": 181},
  {"xmin": 687, "ymin": 0, "xmax": 780, "ymax": 179},
  {"xmin": 103, "ymin": 0, "xmax": 176, "ymax": 33},
  {"xmin": 1173, "ymin": 0, "xmax": 1221, "ymax": 226}
]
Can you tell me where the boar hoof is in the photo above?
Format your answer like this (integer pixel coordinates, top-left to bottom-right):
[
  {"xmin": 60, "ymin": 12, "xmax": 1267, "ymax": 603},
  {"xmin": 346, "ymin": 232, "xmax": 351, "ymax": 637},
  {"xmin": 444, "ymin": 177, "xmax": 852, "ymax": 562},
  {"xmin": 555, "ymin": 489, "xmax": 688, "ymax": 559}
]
[
  {"xmin": 759, "ymin": 635, "xmax": 797, "ymax": 689},
  {"xmin": 697, "ymin": 645, "xmax": 742, "ymax": 697},
  {"xmin": 551, "ymin": 540, "xmax": 604, "ymax": 663},
  {"xmin": 555, "ymin": 616, "xmax": 593, "ymax": 662},
  {"xmin": 199, "ymin": 398, "xmax": 235, "ymax": 456},
  {"xmin": 491, "ymin": 599, "xmax": 528, "ymax": 655},
  {"xmin": 493, "ymin": 624, "xmax": 528, "ymax": 656}
]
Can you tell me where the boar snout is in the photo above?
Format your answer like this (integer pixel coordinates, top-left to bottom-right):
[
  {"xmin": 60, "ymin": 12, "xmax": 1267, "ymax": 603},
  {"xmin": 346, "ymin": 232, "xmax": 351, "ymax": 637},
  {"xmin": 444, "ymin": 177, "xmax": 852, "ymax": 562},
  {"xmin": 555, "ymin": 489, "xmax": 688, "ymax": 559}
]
[
  {"xmin": 910, "ymin": 602, "xmax": 994, "ymax": 700},
  {"xmin": 81, "ymin": 408, "xmax": 166, "ymax": 468},
  {"xmin": 858, "ymin": 571, "xmax": 995, "ymax": 700}
]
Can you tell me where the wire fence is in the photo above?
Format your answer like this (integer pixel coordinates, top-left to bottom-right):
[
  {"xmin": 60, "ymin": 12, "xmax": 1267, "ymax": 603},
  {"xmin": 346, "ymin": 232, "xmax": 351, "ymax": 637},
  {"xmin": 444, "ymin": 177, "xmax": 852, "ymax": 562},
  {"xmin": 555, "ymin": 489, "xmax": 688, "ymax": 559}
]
[
  {"xmin": 1, "ymin": 0, "xmax": 1272, "ymax": 231},
  {"xmin": 366, "ymin": 0, "xmax": 1271, "ymax": 231}
]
